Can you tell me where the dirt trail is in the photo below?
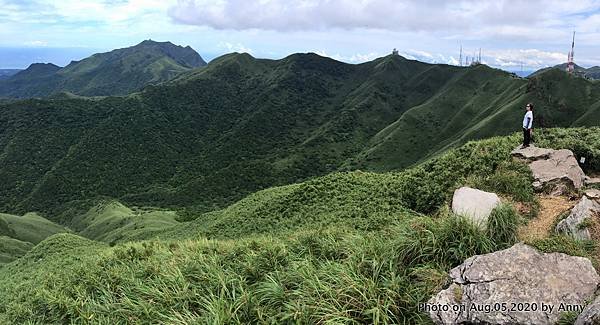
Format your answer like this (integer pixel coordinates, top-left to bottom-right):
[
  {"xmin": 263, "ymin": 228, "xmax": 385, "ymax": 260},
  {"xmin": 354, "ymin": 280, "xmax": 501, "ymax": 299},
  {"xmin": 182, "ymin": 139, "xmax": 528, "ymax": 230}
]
[{"xmin": 518, "ymin": 195, "xmax": 575, "ymax": 241}]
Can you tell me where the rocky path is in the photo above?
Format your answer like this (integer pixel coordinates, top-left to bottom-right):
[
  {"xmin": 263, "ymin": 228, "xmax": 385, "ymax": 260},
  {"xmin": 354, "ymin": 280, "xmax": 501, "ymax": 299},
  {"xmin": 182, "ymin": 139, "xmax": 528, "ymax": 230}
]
[
  {"xmin": 518, "ymin": 195, "xmax": 574, "ymax": 241},
  {"xmin": 428, "ymin": 145, "xmax": 600, "ymax": 325}
]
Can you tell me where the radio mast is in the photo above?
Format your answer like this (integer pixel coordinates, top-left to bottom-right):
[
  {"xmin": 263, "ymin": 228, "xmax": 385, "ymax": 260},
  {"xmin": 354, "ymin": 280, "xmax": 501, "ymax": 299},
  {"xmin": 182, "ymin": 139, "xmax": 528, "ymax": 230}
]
[{"xmin": 567, "ymin": 31, "xmax": 575, "ymax": 73}]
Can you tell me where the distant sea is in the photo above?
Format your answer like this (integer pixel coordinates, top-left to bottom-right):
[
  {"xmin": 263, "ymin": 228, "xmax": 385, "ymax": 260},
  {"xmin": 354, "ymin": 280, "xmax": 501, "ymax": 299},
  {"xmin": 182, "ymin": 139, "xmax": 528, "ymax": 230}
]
[{"xmin": 0, "ymin": 47, "xmax": 99, "ymax": 69}]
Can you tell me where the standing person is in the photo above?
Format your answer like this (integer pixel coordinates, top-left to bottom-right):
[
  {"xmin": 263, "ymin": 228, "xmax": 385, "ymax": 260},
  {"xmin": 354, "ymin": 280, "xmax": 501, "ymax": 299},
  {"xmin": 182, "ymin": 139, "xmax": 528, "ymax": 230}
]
[{"xmin": 522, "ymin": 103, "xmax": 534, "ymax": 148}]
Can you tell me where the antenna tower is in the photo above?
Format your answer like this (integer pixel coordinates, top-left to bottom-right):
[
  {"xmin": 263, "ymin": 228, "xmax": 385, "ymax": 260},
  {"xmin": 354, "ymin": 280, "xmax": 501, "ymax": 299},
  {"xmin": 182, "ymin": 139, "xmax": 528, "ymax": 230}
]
[{"xmin": 567, "ymin": 31, "xmax": 575, "ymax": 73}]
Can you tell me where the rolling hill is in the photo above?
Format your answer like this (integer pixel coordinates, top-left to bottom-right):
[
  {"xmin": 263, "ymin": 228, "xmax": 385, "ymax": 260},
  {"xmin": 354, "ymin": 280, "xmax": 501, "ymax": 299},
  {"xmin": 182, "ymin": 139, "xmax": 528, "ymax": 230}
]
[
  {"xmin": 0, "ymin": 40, "xmax": 206, "ymax": 98},
  {"xmin": 0, "ymin": 212, "xmax": 68, "ymax": 263},
  {"xmin": 1, "ymin": 52, "xmax": 600, "ymax": 223},
  {"xmin": 0, "ymin": 128, "xmax": 597, "ymax": 324},
  {"xmin": 533, "ymin": 63, "xmax": 600, "ymax": 80}
]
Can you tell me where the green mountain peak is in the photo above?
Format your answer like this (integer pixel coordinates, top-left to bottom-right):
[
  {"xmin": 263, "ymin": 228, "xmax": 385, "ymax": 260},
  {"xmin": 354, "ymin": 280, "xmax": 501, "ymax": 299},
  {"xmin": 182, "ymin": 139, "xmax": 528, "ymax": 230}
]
[{"xmin": 0, "ymin": 41, "xmax": 207, "ymax": 98}]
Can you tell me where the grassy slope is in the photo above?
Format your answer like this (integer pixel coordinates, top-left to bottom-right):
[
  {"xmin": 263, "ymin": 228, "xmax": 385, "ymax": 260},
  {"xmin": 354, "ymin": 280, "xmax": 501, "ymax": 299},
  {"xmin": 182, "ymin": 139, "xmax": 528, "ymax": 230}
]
[
  {"xmin": 146, "ymin": 131, "xmax": 536, "ymax": 242},
  {"xmin": 0, "ymin": 212, "xmax": 68, "ymax": 263},
  {"xmin": 71, "ymin": 200, "xmax": 179, "ymax": 244},
  {"xmin": 355, "ymin": 67, "xmax": 600, "ymax": 171},
  {"xmin": 0, "ymin": 212, "xmax": 68, "ymax": 244},
  {"xmin": 2, "ymin": 54, "xmax": 600, "ymax": 223},
  {"xmin": 0, "ymin": 237, "xmax": 33, "ymax": 264},
  {"xmin": 0, "ymin": 129, "xmax": 597, "ymax": 323}
]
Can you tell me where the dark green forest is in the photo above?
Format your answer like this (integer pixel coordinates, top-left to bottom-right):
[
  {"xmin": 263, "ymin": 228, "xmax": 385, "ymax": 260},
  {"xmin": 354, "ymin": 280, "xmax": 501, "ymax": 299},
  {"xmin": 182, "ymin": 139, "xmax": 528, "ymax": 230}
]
[{"xmin": 1, "ymin": 52, "xmax": 599, "ymax": 222}]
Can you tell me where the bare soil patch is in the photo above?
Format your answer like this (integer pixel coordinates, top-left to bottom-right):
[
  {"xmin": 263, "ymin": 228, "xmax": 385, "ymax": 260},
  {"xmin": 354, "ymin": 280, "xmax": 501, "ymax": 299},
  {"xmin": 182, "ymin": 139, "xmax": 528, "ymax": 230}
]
[{"xmin": 518, "ymin": 195, "xmax": 575, "ymax": 241}]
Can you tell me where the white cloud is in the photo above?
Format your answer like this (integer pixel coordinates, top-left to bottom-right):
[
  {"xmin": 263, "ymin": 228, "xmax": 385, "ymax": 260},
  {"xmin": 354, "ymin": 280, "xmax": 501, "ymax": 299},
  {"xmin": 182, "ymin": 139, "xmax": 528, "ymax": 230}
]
[
  {"xmin": 0, "ymin": 0, "xmax": 175, "ymax": 25},
  {"xmin": 218, "ymin": 41, "xmax": 253, "ymax": 54},
  {"xmin": 23, "ymin": 40, "xmax": 48, "ymax": 47},
  {"xmin": 168, "ymin": 0, "xmax": 600, "ymax": 35},
  {"xmin": 484, "ymin": 49, "xmax": 567, "ymax": 68},
  {"xmin": 314, "ymin": 50, "xmax": 380, "ymax": 63},
  {"xmin": 399, "ymin": 49, "xmax": 458, "ymax": 65}
]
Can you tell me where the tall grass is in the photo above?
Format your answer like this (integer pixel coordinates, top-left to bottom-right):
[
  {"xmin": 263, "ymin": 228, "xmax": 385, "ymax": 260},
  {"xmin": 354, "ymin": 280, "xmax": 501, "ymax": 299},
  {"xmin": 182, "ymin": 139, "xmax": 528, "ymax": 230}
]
[
  {"xmin": 3, "ymin": 129, "xmax": 598, "ymax": 323},
  {"xmin": 486, "ymin": 204, "xmax": 520, "ymax": 249},
  {"xmin": 0, "ymin": 206, "xmax": 521, "ymax": 324}
]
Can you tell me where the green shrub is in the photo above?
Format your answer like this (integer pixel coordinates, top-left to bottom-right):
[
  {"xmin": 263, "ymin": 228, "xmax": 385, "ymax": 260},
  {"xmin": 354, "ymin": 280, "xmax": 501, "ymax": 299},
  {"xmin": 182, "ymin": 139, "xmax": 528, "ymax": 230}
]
[
  {"xmin": 536, "ymin": 128, "xmax": 600, "ymax": 174},
  {"xmin": 392, "ymin": 216, "xmax": 495, "ymax": 270},
  {"xmin": 529, "ymin": 235, "xmax": 596, "ymax": 258},
  {"xmin": 486, "ymin": 204, "xmax": 520, "ymax": 249},
  {"xmin": 468, "ymin": 160, "xmax": 535, "ymax": 203},
  {"xmin": 557, "ymin": 311, "xmax": 579, "ymax": 325}
]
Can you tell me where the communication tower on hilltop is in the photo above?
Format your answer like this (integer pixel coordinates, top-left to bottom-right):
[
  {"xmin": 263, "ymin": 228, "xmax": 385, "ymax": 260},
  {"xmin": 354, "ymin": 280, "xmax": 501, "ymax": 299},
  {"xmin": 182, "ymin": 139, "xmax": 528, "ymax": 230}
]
[
  {"xmin": 459, "ymin": 44, "xmax": 463, "ymax": 66},
  {"xmin": 567, "ymin": 31, "xmax": 575, "ymax": 73},
  {"xmin": 469, "ymin": 48, "xmax": 482, "ymax": 66}
]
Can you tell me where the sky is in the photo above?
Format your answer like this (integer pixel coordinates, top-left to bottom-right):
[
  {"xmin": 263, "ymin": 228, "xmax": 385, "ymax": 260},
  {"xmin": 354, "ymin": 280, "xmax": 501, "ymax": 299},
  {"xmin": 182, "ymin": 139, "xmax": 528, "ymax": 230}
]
[{"xmin": 1, "ymin": 0, "xmax": 599, "ymax": 71}]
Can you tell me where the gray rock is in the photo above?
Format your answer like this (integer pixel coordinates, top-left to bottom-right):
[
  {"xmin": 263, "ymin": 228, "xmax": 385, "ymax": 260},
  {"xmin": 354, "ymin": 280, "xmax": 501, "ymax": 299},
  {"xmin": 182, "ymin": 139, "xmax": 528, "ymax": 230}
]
[
  {"xmin": 575, "ymin": 295, "xmax": 600, "ymax": 325},
  {"xmin": 586, "ymin": 177, "xmax": 600, "ymax": 186},
  {"xmin": 428, "ymin": 243, "xmax": 599, "ymax": 325},
  {"xmin": 529, "ymin": 149, "xmax": 586, "ymax": 194},
  {"xmin": 511, "ymin": 145, "xmax": 555, "ymax": 162},
  {"xmin": 451, "ymin": 187, "xmax": 500, "ymax": 228},
  {"xmin": 556, "ymin": 196, "xmax": 600, "ymax": 240},
  {"xmin": 585, "ymin": 189, "xmax": 600, "ymax": 200}
]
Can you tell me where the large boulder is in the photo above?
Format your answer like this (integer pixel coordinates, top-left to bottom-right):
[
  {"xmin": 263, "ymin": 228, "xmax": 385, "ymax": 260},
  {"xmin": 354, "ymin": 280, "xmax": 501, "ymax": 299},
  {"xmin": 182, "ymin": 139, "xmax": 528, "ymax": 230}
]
[
  {"xmin": 511, "ymin": 145, "xmax": 555, "ymax": 162},
  {"xmin": 451, "ymin": 187, "xmax": 500, "ymax": 228},
  {"xmin": 529, "ymin": 149, "xmax": 586, "ymax": 194},
  {"xmin": 428, "ymin": 243, "xmax": 599, "ymax": 325},
  {"xmin": 556, "ymin": 196, "xmax": 600, "ymax": 240},
  {"xmin": 575, "ymin": 295, "xmax": 600, "ymax": 325}
]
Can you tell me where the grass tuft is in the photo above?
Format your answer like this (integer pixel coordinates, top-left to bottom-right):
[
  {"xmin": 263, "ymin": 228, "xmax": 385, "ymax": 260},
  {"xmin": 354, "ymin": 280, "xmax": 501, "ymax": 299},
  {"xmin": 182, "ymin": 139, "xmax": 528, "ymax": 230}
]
[{"xmin": 487, "ymin": 204, "xmax": 520, "ymax": 249}]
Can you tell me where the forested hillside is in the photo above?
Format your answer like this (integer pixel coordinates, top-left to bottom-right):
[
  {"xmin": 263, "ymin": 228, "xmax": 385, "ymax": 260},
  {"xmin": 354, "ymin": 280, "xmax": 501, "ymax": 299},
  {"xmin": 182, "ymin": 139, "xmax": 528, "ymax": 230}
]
[{"xmin": 0, "ymin": 52, "xmax": 599, "ymax": 222}]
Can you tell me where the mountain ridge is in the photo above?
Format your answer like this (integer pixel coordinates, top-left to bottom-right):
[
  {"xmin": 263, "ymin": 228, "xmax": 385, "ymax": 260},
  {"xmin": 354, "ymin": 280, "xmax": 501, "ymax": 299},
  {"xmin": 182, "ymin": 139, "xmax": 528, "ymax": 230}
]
[
  {"xmin": 1, "ymin": 51, "xmax": 599, "ymax": 223},
  {"xmin": 533, "ymin": 62, "xmax": 600, "ymax": 80},
  {"xmin": 0, "ymin": 40, "xmax": 207, "ymax": 98}
]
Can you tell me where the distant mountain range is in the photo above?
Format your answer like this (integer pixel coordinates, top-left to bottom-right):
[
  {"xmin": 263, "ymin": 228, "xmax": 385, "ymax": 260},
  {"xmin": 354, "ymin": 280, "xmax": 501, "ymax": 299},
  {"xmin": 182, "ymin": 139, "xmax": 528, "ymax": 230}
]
[
  {"xmin": 0, "ymin": 40, "xmax": 206, "ymax": 98},
  {"xmin": 0, "ymin": 69, "xmax": 21, "ymax": 81},
  {"xmin": 533, "ymin": 63, "xmax": 600, "ymax": 80},
  {"xmin": 508, "ymin": 70, "xmax": 535, "ymax": 78},
  {"xmin": 1, "ymin": 50, "xmax": 599, "ymax": 221}
]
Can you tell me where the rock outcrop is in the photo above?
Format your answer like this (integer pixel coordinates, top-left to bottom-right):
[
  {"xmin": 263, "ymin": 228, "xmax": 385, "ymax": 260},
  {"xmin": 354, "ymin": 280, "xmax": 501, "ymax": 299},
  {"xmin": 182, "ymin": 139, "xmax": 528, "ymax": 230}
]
[
  {"xmin": 511, "ymin": 146, "xmax": 554, "ymax": 162},
  {"xmin": 585, "ymin": 189, "xmax": 600, "ymax": 200},
  {"xmin": 512, "ymin": 146, "xmax": 586, "ymax": 195},
  {"xmin": 451, "ymin": 187, "xmax": 500, "ymax": 228},
  {"xmin": 576, "ymin": 295, "xmax": 600, "ymax": 325},
  {"xmin": 556, "ymin": 196, "xmax": 600, "ymax": 240},
  {"xmin": 428, "ymin": 243, "xmax": 599, "ymax": 325},
  {"xmin": 585, "ymin": 177, "xmax": 600, "ymax": 186}
]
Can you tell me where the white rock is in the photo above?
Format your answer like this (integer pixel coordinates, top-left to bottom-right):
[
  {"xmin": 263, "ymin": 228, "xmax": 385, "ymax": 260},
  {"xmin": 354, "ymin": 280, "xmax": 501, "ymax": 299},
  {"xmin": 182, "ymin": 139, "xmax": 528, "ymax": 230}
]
[{"xmin": 451, "ymin": 187, "xmax": 500, "ymax": 228}]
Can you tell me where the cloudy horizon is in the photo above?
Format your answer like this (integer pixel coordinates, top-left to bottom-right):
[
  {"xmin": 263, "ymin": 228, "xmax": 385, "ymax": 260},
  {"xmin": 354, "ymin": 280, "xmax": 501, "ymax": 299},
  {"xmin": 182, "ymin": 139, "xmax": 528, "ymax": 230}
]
[{"xmin": 1, "ymin": 0, "xmax": 599, "ymax": 71}]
